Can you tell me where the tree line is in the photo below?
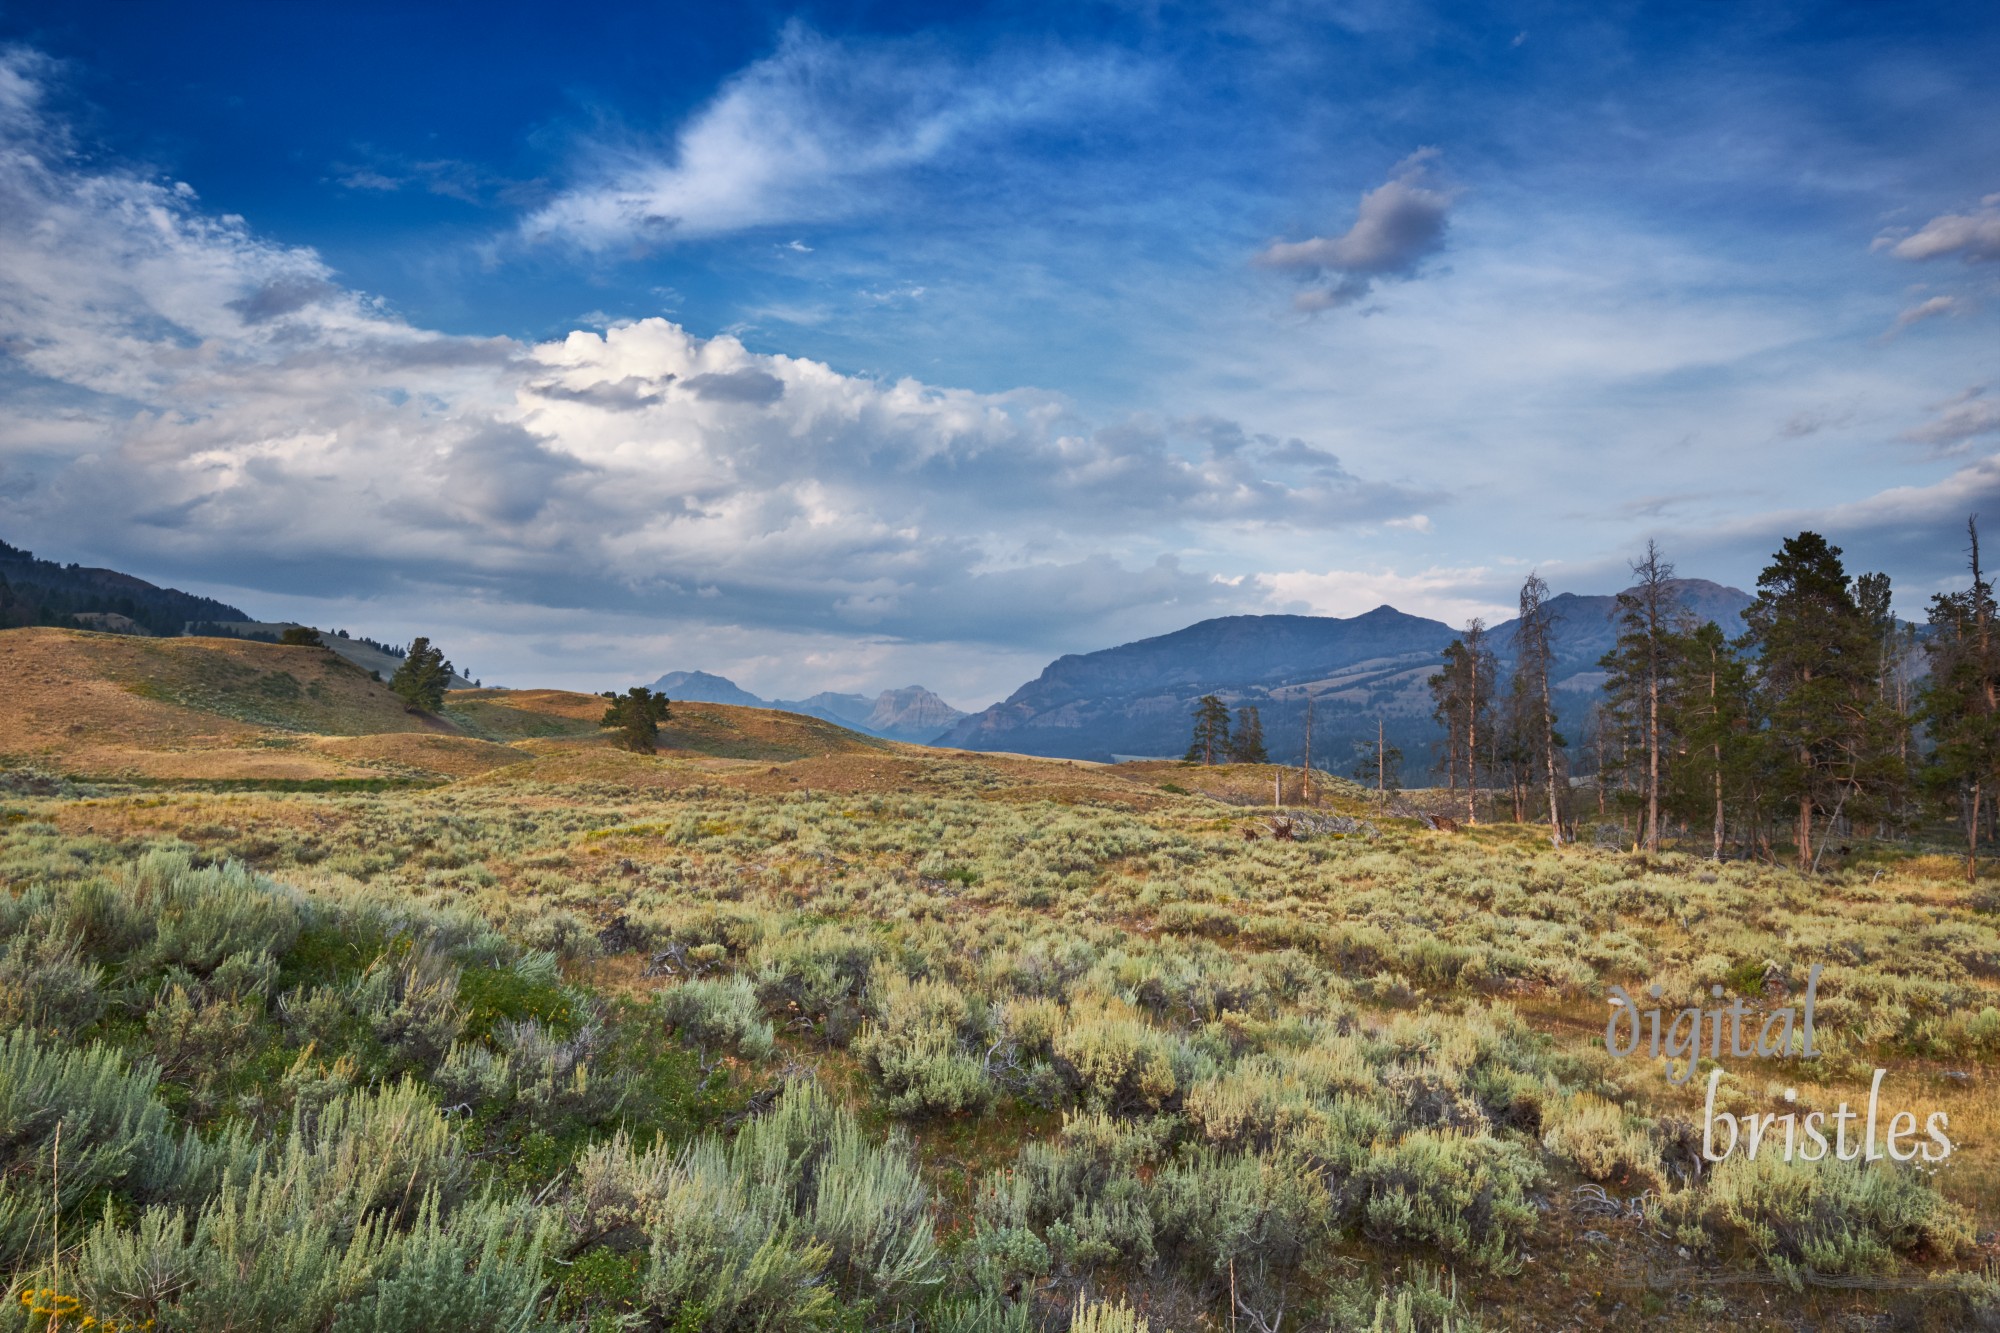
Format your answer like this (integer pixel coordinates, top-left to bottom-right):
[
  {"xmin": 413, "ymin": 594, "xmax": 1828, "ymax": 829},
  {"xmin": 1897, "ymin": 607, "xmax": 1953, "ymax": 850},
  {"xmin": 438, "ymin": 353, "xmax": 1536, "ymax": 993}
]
[{"xmin": 1427, "ymin": 522, "xmax": 2000, "ymax": 877}]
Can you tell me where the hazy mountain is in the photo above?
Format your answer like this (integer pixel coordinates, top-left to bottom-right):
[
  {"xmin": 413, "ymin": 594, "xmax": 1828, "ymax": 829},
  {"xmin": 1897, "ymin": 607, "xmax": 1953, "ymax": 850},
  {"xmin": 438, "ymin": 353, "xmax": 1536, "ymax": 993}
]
[
  {"xmin": 938, "ymin": 580, "xmax": 1755, "ymax": 764},
  {"xmin": 866, "ymin": 686, "xmax": 967, "ymax": 742},
  {"xmin": 647, "ymin": 671, "xmax": 968, "ymax": 743},
  {"xmin": 651, "ymin": 670, "xmax": 769, "ymax": 708},
  {"xmin": 784, "ymin": 691, "xmax": 877, "ymax": 729}
]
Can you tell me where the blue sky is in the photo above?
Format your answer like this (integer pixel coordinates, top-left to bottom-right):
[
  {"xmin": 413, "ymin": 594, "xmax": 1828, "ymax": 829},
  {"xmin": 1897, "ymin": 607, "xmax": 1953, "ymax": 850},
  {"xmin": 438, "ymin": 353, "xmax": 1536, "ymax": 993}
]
[{"xmin": 0, "ymin": 1, "xmax": 1996, "ymax": 704}]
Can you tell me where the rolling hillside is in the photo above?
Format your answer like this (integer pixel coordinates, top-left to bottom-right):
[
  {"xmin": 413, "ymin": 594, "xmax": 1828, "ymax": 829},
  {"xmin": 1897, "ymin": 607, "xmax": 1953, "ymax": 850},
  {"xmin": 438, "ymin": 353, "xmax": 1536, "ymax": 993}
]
[{"xmin": 0, "ymin": 631, "xmax": 894, "ymax": 781}]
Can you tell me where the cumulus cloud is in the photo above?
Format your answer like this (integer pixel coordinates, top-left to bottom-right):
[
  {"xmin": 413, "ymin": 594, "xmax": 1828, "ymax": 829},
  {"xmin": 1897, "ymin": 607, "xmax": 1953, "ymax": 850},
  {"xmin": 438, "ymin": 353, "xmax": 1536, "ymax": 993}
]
[
  {"xmin": 1879, "ymin": 196, "xmax": 2000, "ymax": 264},
  {"xmin": 0, "ymin": 52, "xmax": 1425, "ymax": 666},
  {"xmin": 1254, "ymin": 149, "xmax": 1455, "ymax": 311},
  {"xmin": 682, "ymin": 369, "xmax": 785, "ymax": 405},
  {"xmin": 521, "ymin": 25, "xmax": 1136, "ymax": 249}
]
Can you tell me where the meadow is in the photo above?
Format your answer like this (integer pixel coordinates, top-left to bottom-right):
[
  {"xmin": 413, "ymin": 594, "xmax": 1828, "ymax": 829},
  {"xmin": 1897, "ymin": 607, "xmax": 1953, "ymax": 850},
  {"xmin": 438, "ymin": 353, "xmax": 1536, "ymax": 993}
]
[{"xmin": 3, "ymin": 689, "xmax": 1998, "ymax": 1333}]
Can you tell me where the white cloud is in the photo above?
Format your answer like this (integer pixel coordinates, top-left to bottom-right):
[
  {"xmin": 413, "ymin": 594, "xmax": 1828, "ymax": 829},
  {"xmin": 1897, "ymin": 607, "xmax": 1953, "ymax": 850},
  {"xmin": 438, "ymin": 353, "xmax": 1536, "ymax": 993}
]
[
  {"xmin": 0, "ymin": 51, "xmax": 1425, "ymax": 695},
  {"xmin": 1880, "ymin": 196, "xmax": 2000, "ymax": 264},
  {"xmin": 1254, "ymin": 149, "xmax": 1456, "ymax": 310},
  {"xmin": 1886, "ymin": 293, "xmax": 1966, "ymax": 335},
  {"xmin": 1259, "ymin": 564, "xmax": 1509, "ymax": 628},
  {"xmin": 521, "ymin": 25, "xmax": 1137, "ymax": 250}
]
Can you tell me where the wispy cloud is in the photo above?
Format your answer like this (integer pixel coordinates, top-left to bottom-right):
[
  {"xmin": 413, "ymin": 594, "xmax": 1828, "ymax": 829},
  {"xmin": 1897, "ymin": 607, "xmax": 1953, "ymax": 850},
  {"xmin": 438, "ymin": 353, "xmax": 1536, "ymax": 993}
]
[
  {"xmin": 1878, "ymin": 196, "xmax": 2000, "ymax": 264},
  {"xmin": 520, "ymin": 25, "xmax": 1142, "ymax": 250},
  {"xmin": 1902, "ymin": 385, "xmax": 2000, "ymax": 455},
  {"xmin": 1885, "ymin": 293, "xmax": 1967, "ymax": 336}
]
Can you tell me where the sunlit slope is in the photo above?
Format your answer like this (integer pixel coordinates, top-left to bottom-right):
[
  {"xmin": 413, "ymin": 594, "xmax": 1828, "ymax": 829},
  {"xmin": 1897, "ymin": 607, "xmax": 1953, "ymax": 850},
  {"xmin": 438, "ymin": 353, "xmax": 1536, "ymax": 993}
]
[
  {"xmin": 452, "ymin": 688, "xmax": 897, "ymax": 775},
  {"xmin": 0, "ymin": 626, "xmax": 462, "ymax": 777}
]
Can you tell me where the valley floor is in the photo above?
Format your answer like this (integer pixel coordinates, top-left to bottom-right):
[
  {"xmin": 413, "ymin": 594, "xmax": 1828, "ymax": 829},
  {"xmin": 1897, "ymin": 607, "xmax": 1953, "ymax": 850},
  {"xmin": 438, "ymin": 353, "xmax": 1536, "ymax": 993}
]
[{"xmin": 2, "ymin": 740, "xmax": 1997, "ymax": 1330}]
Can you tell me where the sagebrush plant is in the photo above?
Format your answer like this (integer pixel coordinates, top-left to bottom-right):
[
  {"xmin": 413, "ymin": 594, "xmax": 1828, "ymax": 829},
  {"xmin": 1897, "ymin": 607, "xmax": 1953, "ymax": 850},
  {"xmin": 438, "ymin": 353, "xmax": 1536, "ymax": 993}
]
[{"xmin": 1, "ymin": 750, "xmax": 1995, "ymax": 1328}]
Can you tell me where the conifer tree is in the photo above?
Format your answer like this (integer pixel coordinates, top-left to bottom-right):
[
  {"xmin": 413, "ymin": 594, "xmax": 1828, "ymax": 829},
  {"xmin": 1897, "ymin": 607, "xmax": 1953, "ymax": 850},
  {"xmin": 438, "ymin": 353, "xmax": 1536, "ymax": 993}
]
[
  {"xmin": 1229, "ymin": 706, "xmax": 1268, "ymax": 763},
  {"xmin": 1738, "ymin": 533, "xmax": 1879, "ymax": 871},
  {"xmin": 601, "ymin": 686, "xmax": 673, "ymax": 753},
  {"xmin": 1919, "ymin": 517, "xmax": 2000, "ymax": 880},
  {"xmin": 388, "ymin": 637, "xmax": 453, "ymax": 712},
  {"xmin": 1515, "ymin": 573, "xmax": 1567, "ymax": 842},
  {"xmin": 1599, "ymin": 542, "xmax": 1681, "ymax": 852},
  {"xmin": 1428, "ymin": 621, "xmax": 1495, "ymax": 823},
  {"xmin": 1184, "ymin": 695, "xmax": 1232, "ymax": 765},
  {"xmin": 1665, "ymin": 621, "xmax": 1756, "ymax": 860}
]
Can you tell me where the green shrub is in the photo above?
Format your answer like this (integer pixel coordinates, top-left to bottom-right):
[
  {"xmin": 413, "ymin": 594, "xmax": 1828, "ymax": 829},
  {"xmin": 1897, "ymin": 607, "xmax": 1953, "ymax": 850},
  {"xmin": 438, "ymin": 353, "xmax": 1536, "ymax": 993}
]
[
  {"xmin": 566, "ymin": 1082, "xmax": 940, "ymax": 1329},
  {"xmin": 1540, "ymin": 1095, "xmax": 1665, "ymax": 1193},
  {"xmin": 655, "ymin": 975, "xmax": 776, "ymax": 1061},
  {"xmin": 1686, "ymin": 1153, "xmax": 1974, "ymax": 1284},
  {"xmin": 852, "ymin": 973, "xmax": 991, "ymax": 1118},
  {"xmin": 1355, "ymin": 1131, "xmax": 1542, "ymax": 1273},
  {"xmin": 1070, "ymin": 1293, "xmax": 1152, "ymax": 1333},
  {"xmin": 1052, "ymin": 1008, "xmax": 1179, "ymax": 1114}
]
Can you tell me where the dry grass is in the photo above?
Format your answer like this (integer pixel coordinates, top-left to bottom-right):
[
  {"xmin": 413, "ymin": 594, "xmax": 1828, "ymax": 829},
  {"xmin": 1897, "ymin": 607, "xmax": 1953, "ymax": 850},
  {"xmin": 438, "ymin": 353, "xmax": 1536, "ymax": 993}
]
[
  {"xmin": 0, "ymin": 626, "xmax": 459, "ymax": 778},
  {"xmin": 313, "ymin": 732, "xmax": 529, "ymax": 779},
  {"xmin": 5, "ymin": 642, "xmax": 1999, "ymax": 1330}
]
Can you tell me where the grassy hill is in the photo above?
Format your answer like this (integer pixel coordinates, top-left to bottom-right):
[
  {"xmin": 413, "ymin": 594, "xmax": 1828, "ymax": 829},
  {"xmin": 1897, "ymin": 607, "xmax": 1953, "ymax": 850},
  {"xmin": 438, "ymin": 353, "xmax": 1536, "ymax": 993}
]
[
  {"xmin": 0, "ymin": 634, "xmax": 898, "ymax": 781},
  {"xmin": 449, "ymin": 687, "xmax": 892, "ymax": 762},
  {"xmin": 0, "ymin": 626, "xmax": 460, "ymax": 779}
]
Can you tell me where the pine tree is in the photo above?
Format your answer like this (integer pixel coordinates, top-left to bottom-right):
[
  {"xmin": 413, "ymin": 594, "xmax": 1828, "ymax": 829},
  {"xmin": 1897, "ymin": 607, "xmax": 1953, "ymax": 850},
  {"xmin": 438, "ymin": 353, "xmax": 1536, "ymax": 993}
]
[
  {"xmin": 388, "ymin": 637, "xmax": 453, "ymax": 712},
  {"xmin": 601, "ymin": 686, "xmax": 673, "ymax": 753},
  {"xmin": 1738, "ymin": 533, "xmax": 1879, "ymax": 871},
  {"xmin": 1599, "ymin": 542, "xmax": 1680, "ymax": 852},
  {"xmin": 1427, "ymin": 621, "xmax": 1495, "ymax": 823},
  {"xmin": 1229, "ymin": 706, "xmax": 1268, "ymax": 763},
  {"xmin": 1184, "ymin": 695, "xmax": 1232, "ymax": 765},
  {"xmin": 1514, "ymin": 573, "xmax": 1567, "ymax": 843},
  {"xmin": 1664, "ymin": 621, "xmax": 1756, "ymax": 860},
  {"xmin": 1918, "ymin": 518, "xmax": 2000, "ymax": 880}
]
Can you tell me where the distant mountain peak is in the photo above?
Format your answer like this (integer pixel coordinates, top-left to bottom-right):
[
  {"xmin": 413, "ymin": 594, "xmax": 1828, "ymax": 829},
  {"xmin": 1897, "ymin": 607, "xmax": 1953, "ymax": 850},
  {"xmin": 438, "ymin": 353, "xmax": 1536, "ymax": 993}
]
[{"xmin": 647, "ymin": 670, "xmax": 966, "ymax": 744}]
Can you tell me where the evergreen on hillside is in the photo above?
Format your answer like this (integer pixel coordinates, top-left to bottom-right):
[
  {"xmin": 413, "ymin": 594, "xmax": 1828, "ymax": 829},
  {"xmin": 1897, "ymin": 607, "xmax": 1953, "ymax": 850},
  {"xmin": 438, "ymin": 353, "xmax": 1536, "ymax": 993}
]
[
  {"xmin": 601, "ymin": 687, "xmax": 673, "ymax": 753},
  {"xmin": 1184, "ymin": 695, "xmax": 1231, "ymax": 765},
  {"xmin": 389, "ymin": 637, "xmax": 455, "ymax": 712}
]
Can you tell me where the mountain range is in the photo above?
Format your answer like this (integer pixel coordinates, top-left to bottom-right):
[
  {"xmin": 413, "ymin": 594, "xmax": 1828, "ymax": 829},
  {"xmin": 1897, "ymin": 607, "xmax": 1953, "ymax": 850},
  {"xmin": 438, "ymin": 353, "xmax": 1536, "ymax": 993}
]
[
  {"xmin": 650, "ymin": 670, "xmax": 969, "ymax": 744},
  {"xmin": 4, "ymin": 534, "xmax": 1764, "ymax": 770},
  {"xmin": 937, "ymin": 579, "xmax": 1756, "ymax": 766}
]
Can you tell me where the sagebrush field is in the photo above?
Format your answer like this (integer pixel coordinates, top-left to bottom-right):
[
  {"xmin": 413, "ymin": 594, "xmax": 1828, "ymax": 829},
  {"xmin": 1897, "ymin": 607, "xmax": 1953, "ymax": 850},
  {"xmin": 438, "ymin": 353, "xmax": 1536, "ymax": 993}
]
[{"xmin": 2, "ymin": 655, "xmax": 1997, "ymax": 1331}]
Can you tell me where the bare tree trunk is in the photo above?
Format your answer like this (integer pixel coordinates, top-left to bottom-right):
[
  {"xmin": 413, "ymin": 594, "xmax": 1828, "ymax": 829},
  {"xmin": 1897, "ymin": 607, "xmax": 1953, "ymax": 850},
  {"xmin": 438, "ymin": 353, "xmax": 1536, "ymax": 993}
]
[
  {"xmin": 1377, "ymin": 715, "xmax": 1386, "ymax": 810},
  {"xmin": 1971, "ymin": 781, "xmax": 1982, "ymax": 884},
  {"xmin": 1466, "ymin": 648, "xmax": 1480, "ymax": 826},
  {"xmin": 1712, "ymin": 743, "xmax": 1724, "ymax": 861},
  {"xmin": 1797, "ymin": 782, "xmax": 1813, "ymax": 874},
  {"xmin": 1302, "ymin": 695, "xmax": 1314, "ymax": 807},
  {"xmin": 1542, "ymin": 675, "xmax": 1563, "ymax": 845},
  {"xmin": 1594, "ymin": 717, "xmax": 1607, "ymax": 816}
]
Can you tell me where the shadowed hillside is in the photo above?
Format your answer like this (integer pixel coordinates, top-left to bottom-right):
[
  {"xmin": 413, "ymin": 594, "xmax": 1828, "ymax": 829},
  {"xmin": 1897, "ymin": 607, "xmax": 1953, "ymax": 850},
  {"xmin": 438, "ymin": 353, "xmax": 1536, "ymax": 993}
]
[{"xmin": 0, "ymin": 539, "xmax": 248, "ymax": 636}]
